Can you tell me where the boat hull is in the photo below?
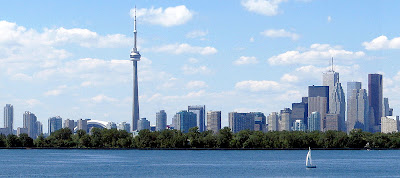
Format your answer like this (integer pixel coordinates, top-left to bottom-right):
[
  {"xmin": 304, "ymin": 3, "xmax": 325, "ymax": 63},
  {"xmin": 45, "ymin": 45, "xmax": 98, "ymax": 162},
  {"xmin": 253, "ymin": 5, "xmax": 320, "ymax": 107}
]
[{"xmin": 306, "ymin": 165, "xmax": 317, "ymax": 168}]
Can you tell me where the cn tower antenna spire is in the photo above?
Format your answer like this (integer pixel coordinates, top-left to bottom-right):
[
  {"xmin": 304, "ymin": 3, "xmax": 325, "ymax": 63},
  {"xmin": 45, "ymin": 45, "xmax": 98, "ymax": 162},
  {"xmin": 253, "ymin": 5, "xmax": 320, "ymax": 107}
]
[
  {"xmin": 332, "ymin": 57, "xmax": 334, "ymax": 72},
  {"xmin": 134, "ymin": 6, "xmax": 137, "ymax": 51}
]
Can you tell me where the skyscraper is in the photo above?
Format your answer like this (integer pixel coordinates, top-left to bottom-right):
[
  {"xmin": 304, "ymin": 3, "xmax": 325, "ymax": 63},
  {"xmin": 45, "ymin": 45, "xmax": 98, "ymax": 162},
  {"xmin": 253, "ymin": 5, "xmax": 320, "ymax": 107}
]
[
  {"xmin": 64, "ymin": 119, "xmax": 75, "ymax": 132},
  {"xmin": 267, "ymin": 112, "xmax": 279, "ymax": 131},
  {"xmin": 279, "ymin": 108, "xmax": 291, "ymax": 131},
  {"xmin": 383, "ymin": 98, "xmax": 390, "ymax": 117},
  {"xmin": 323, "ymin": 67, "xmax": 345, "ymax": 132},
  {"xmin": 48, "ymin": 116, "xmax": 62, "ymax": 134},
  {"xmin": 381, "ymin": 116, "xmax": 399, "ymax": 133},
  {"xmin": 347, "ymin": 89, "xmax": 369, "ymax": 132},
  {"xmin": 291, "ymin": 98, "xmax": 308, "ymax": 126},
  {"xmin": 229, "ymin": 112, "xmax": 254, "ymax": 133},
  {"xmin": 252, "ymin": 112, "xmax": 267, "ymax": 132},
  {"xmin": 130, "ymin": 8, "xmax": 141, "ymax": 131},
  {"xmin": 23, "ymin": 111, "xmax": 38, "ymax": 138},
  {"xmin": 308, "ymin": 86, "xmax": 329, "ymax": 130},
  {"xmin": 368, "ymin": 74, "xmax": 383, "ymax": 132},
  {"xmin": 156, "ymin": 110, "xmax": 167, "ymax": 131},
  {"xmin": 347, "ymin": 82, "xmax": 362, "ymax": 101},
  {"xmin": 207, "ymin": 111, "xmax": 221, "ymax": 133},
  {"xmin": 308, "ymin": 112, "xmax": 321, "ymax": 131},
  {"xmin": 118, "ymin": 122, "xmax": 131, "ymax": 132},
  {"xmin": 188, "ymin": 105, "xmax": 206, "ymax": 132},
  {"xmin": 137, "ymin": 118, "xmax": 150, "ymax": 131},
  {"xmin": 4, "ymin": 104, "xmax": 13, "ymax": 133},
  {"xmin": 175, "ymin": 111, "xmax": 197, "ymax": 133},
  {"xmin": 292, "ymin": 119, "xmax": 306, "ymax": 131},
  {"xmin": 77, "ymin": 119, "xmax": 88, "ymax": 133}
]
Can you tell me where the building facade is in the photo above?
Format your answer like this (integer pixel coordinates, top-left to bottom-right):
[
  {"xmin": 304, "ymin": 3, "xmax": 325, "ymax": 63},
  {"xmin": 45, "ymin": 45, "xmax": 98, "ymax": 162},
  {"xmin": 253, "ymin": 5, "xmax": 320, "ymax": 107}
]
[
  {"xmin": 347, "ymin": 89, "xmax": 369, "ymax": 132},
  {"xmin": 292, "ymin": 119, "xmax": 306, "ymax": 131},
  {"xmin": 137, "ymin": 118, "xmax": 151, "ymax": 131},
  {"xmin": 118, "ymin": 122, "xmax": 131, "ymax": 132},
  {"xmin": 308, "ymin": 112, "xmax": 321, "ymax": 132},
  {"xmin": 4, "ymin": 104, "xmax": 13, "ymax": 134},
  {"xmin": 381, "ymin": 116, "xmax": 399, "ymax": 133},
  {"xmin": 23, "ymin": 111, "xmax": 39, "ymax": 138},
  {"xmin": 77, "ymin": 119, "xmax": 88, "ymax": 132},
  {"xmin": 308, "ymin": 86, "xmax": 329, "ymax": 131},
  {"xmin": 291, "ymin": 98, "xmax": 308, "ymax": 126},
  {"xmin": 207, "ymin": 111, "xmax": 221, "ymax": 133},
  {"xmin": 176, "ymin": 111, "xmax": 197, "ymax": 133},
  {"xmin": 279, "ymin": 108, "xmax": 291, "ymax": 131},
  {"xmin": 64, "ymin": 119, "xmax": 75, "ymax": 132},
  {"xmin": 252, "ymin": 112, "xmax": 267, "ymax": 132},
  {"xmin": 188, "ymin": 105, "xmax": 206, "ymax": 132},
  {"xmin": 48, "ymin": 116, "xmax": 62, "ymax": 134},
  {"xmin": 368, "ymin": 74, "xmax": 383, "ymax": 132},
  {"xmin": 156, "ymin": 110, "xmax": 167, "ymax": 131},
  {"xmin": 267, "ymin": 112, "xmax": 279, "ymax": 131},
  {"xmin": 229, "ymin": 112, "xmax": 254, "ymax": 133}
]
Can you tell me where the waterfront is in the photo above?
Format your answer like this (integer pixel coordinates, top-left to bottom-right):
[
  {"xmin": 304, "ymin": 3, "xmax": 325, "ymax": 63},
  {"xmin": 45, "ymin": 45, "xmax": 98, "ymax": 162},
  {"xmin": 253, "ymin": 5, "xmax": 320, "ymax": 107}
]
[{"xmin": 0, "ymin": 149, "xmax": 398, "ymax": 177}]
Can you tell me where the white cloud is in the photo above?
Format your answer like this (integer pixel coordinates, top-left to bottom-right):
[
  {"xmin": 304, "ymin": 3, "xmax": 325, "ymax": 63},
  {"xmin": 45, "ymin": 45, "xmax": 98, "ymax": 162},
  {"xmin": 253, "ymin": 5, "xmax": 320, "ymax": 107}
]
[
  {"xmin": 186, "ymin": 30, "xmax": 208, "ymax": 39},
  {"xmin": 132, "ymin": 5, "xmax": 193, "ymax": 27},
  {"xmin": 268, "ymin": 43, "xmax": 365, "ymax": 65},
  {"xmin": 261, "ymin": 29, "xmax": 299, "ymax": 40},
  {"xmin": 182, "ymin": 65, "xmax": 212, "ymax": 75},
  {"xmin": 363, "ymin": 35, "xmax": 400, "ymax": 50},
  {"xmin": 186, "ymin": 81, "xmax": 208, "ymax": 89},
  {"xmin": 235, "ymin": 80, "xmax": 282, "ymax": 92},
  {"xmin": 241, "ymin": 0, "xmax": 287, "ymax": 16},
  {"xmin": 91, "ymin": 94, "xmax": 118, "ymax": 103},
  {"xmin": 150, "ymin": 43, "xmax": 217, "ymax": 55},
  {"xmin": 233, "ymin": 56, "xmax": 259, "ymax": 65},
  {"xmin": 280, "ymin": 74, "xmax": 299, "ymax": 83},
  {"xmin": 327, "ymin": 16, "xmax": 332, "ymax": 23},
  {"xmin": 44, "ymin": 85, "xmax": 67, "ymax": 96}
]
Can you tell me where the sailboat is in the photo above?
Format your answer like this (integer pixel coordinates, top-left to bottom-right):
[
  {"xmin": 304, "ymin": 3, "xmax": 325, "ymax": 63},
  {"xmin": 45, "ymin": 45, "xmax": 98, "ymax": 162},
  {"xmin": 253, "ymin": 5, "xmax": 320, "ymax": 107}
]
[{"xmin": 306, "ymin": 147, "xmax": 317, "ymax": 168}]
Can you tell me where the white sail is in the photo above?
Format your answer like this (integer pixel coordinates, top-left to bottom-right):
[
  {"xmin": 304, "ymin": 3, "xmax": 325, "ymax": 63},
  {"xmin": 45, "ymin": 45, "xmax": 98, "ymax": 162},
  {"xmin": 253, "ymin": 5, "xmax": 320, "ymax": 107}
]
[{"xmin": 306, "ymin": 147, "xmax": 312, "ymax": 166}]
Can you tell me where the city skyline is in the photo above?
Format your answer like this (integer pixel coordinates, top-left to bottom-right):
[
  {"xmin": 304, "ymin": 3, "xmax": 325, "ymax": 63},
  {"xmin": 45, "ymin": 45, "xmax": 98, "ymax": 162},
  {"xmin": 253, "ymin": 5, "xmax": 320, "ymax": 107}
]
[{"xmin": 1, "ymin": 1, "xmax": 400, "ymax": 132}]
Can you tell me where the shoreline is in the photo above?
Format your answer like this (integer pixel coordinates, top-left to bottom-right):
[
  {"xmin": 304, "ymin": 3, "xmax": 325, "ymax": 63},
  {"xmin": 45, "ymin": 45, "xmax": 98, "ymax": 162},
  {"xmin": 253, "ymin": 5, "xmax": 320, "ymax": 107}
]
[{"xmin": 0, "ymin": 147, "xmax": 392, "ymax": 150}]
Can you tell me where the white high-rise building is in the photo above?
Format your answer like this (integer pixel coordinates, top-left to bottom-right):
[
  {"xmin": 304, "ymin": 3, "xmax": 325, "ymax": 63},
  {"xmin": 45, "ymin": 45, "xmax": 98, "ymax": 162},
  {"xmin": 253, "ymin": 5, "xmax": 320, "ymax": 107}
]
[
  {"xmin": 381, "ymin": 116, "xmax": 399, "ymax": 133},
  {"xmin": 4, "ymin": 104, "xmax": 13, "ymax": 134},
  {"xmin": 156, "ymin": 110, "xmax": 167, "ymax": 131},
  {"xmin": 267, "ymin": 112, "xmax": 279, "ymax": 131},
  {"xmin": 292, "ymin": 119, "xmax": 306, "ymax": 131},
  {"xmin": 323, "ymin": 61, "xmax": 345, "ymax": 132}
]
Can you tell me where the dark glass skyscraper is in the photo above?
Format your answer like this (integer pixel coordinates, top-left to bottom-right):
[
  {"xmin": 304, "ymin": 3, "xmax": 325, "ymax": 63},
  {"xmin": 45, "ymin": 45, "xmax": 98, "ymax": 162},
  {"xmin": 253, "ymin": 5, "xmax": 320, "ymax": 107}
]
[
  {"xmin": 188, "ymin": 105, "xmax": 206, "ymax": 132},
  {"xmin": 368, "ymin": 74, "xmax": 382, "ymax": 132},
  {"xmin": 291, "ymin": 97, "xmax": 308, "ymax": 126}
]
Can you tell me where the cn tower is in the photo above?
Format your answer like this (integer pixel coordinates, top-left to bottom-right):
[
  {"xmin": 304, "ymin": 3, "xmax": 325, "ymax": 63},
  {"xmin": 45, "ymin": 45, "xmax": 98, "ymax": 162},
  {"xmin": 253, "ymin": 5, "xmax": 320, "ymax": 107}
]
[{"xmin": 130, "ymin": 7, "xmax": 141, "ymax": 131}]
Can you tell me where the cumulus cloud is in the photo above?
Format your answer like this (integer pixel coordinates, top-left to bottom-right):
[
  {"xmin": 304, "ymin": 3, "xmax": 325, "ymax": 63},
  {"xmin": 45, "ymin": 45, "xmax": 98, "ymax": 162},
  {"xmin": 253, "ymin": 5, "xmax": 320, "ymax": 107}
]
[
  {"xmin": 235, "ymin": 80, "xmax": 282, "ymax": 92},
  {"xmin": 233, "ymin": 56, "xmax": 259, "ymax": 65},
  {"xmin": 280, "ymin": 74, "xmax": 299, "ymax": 83},
  {"xmin": 132, "ymin": 5, "xmax": 193, "ymax": 27},
  {"xmin": 363, "ymin": 35, "xmax": 400, "ymax": 50},
  {"xmin": 186, "ymin": 81, "xmax": 208, "ymax": 89},
  {"xmin": 241, "ymin": 0, "xmax": 287, "ymax": 16},
  {"xmin": 327, "ymin": 16, "xmax": 332, "ymax": 23},
  {"xmin": 150, "ymin": 43, "xmax": 217, "ymax": 55},
  {"xmin": 91, "ymin": 94, "xmax": 118, "ymax": 103},
  {"xmin": 182, "ymin": 65, "xmax": 212, "ymax": 75},
  {"xmin": 268, "ymin": 43, "xmax": 365, "ymax": 65},
  {"xmin": 44, "ymin": 85, "xmax": 67, "ymax": 96},
  {"xmin": 261, "ymin": 29, "xmax": 299, "ymax": 40}
]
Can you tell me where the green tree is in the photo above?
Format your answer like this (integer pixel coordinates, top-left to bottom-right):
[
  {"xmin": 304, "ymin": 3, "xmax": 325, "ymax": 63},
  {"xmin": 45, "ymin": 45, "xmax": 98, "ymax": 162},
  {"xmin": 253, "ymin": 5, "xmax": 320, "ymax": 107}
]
[
  {"xmin": 34, "ymin": 134, "xmax": 46, "ymax": 147},
  {"xmin": 19, "ymin": 133, "xmax": 34, "ymax": 147},
  {"xmin": 217, "ymin": 127, "xmax": 232, "ymax": 148},
  {"xmin": 6, "ymin": 134, "xmax": 22, "ymax": 147}
]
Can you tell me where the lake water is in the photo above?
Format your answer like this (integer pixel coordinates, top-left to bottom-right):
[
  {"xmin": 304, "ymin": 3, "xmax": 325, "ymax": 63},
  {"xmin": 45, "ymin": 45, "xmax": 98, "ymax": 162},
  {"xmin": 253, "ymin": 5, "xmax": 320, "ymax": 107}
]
[{"xmin": 0, "ymin": 149, "xmax": 398, "ymax": 177}]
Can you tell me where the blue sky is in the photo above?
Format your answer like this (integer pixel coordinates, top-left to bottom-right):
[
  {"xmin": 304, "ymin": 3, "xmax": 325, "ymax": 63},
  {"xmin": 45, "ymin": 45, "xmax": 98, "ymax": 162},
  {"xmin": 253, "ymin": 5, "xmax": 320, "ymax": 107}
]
[{"xmin": 1, "ymin": 0, "xmax": 400, "ymax": 132}]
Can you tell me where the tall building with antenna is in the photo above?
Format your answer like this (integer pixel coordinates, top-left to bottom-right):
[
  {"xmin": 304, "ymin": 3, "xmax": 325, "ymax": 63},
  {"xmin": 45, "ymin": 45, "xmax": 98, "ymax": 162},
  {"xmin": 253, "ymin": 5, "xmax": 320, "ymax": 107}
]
[
  {"xmin": 322, "ymin": 58, "xmax": 346, "ymax": 132},
  {"xmin": 130, "ymin": 7, "xmax": 141, "ymax": 131}
]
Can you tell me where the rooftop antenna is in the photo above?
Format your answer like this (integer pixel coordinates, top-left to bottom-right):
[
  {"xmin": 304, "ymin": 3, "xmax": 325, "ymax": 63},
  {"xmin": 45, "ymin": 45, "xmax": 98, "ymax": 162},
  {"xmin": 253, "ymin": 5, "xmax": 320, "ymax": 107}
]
[{"xmin": 331, "ymin": 57, "xmax": 334, "ymax": 72}]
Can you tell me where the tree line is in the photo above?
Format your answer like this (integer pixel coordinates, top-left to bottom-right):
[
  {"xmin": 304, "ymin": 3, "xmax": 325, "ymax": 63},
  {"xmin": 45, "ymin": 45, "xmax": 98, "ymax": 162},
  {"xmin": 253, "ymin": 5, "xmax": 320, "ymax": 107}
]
[{"xmin": 1, "ymin": 127, "xmax": 400, "ymax": 149}]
